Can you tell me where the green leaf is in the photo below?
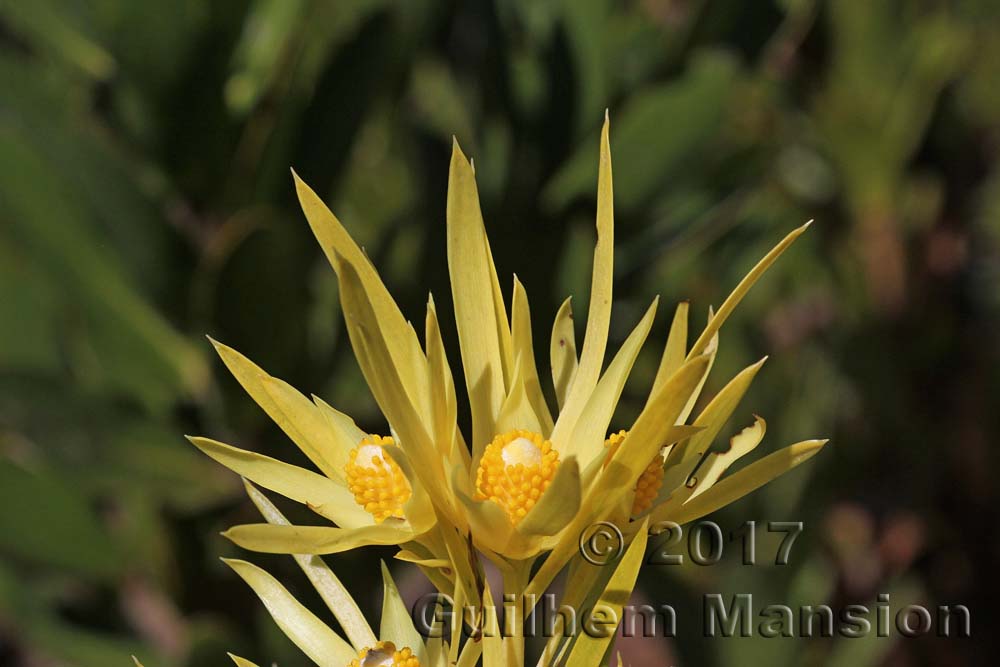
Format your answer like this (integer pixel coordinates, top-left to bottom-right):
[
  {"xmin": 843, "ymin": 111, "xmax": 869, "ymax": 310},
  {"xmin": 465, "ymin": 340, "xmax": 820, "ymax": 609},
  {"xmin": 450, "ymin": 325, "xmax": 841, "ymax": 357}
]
[{"xmin": 0, "ymin": 460, "xmax": 118, "ymax": 579}]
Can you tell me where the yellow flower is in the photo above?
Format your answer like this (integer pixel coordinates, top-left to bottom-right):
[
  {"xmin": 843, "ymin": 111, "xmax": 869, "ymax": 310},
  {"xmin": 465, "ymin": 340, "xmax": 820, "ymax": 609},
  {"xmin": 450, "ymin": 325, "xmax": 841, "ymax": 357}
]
[
  {"xmin": 345, "ymin": 435, "xmax": 413, "ymax": 523},
  {"xmin": 190, "ymin": 114, "xmax": 825, "ymax": 615},
  {"xmin": 474, "ymin": 430, "xmax": 559, "ymax": 523}
]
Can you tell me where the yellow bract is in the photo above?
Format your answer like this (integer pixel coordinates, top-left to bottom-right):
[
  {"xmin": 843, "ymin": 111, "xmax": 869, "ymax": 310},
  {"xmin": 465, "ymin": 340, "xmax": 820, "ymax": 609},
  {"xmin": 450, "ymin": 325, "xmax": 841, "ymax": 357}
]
[
  {"xmin": 475, "ymin": 430, "xmax": 559, "ymax": 524},
  {"xmin": 345, "ymin": 435, "xmax": 412, "ymax": 523},
  {"xmin": 349, "ymin": 641, "xmax": 420, "ymax": 667}
]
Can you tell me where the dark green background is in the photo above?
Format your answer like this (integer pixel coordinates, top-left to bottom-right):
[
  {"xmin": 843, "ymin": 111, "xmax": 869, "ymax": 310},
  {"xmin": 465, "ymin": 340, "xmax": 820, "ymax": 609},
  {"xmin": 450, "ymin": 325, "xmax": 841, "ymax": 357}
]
[{"xmin": 0, "ymin": 1, "xmax": 994, "ymax": 665}]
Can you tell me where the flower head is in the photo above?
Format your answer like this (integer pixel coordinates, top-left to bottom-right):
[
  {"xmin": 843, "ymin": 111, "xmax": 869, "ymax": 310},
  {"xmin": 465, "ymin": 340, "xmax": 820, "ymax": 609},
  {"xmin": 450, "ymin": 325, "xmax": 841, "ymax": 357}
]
[
  {"xmin": 346, "ymin": 435, "xmax": 412, "ymax": 523},
  {"xmin": 475, "ymin": 430, "xmax": 559, "ymax": 523},
  {"xmin": 190, "ymin": 114, "xmax": 826, "ymax": 613}
]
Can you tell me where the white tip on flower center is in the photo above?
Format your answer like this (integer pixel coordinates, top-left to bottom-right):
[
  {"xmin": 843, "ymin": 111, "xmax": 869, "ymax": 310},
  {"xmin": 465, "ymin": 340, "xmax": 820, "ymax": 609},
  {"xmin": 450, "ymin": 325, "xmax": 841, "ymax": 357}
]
[
  {"xmin": 360, "ymin": 649, "xmax": 394, "ymax": 667},
  {"xmin": 345, "ymin": 436, "xmax": 412, "ymax": 524},
  {"xmin": 356, "ymin": 444, "xmax": 391, "ymax": 470},
  {"xmin": 475, "ymin": 430, "xmax": 559, "ymax": 524},
  {"xmin": 349, "ymin": 641, "xmax": 420, "ymax": 667},
  {"xmin": 501, "ymin": 437, "xmax": 543, "ymax": 467}
]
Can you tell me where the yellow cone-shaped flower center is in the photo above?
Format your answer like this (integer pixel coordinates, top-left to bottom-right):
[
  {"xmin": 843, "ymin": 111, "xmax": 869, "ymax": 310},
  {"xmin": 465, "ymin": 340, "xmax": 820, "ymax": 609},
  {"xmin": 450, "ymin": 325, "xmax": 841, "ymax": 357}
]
[
  {"xmin": 604, "ymin": 430, "xmax": 664, "ymax": 516},
  {"xmin": 475, "ymin": 430, "xmax": 558, "ymax": 524},
  {"xmin": 345, "ymin": 435, "xmax": 412, "ymax": 523},
  {"xmin": 349, "ymin": 641, "xmax": 420, "ymax": 667}
]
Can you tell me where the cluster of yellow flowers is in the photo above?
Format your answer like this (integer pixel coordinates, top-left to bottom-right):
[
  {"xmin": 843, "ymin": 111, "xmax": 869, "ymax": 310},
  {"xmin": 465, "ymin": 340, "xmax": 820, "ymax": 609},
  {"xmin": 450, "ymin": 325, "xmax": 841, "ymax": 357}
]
[{"xmin": 142, "ymin": 116, "xmax": 825, "ymax": 667}]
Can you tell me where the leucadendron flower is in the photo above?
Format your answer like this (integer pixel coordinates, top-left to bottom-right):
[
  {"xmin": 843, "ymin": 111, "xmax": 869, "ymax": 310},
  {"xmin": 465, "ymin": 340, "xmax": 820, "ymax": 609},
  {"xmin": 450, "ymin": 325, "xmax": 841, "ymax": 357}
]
[{"xmin": 192, "ymin": 114, "xmax": 824, "ymax": 607}]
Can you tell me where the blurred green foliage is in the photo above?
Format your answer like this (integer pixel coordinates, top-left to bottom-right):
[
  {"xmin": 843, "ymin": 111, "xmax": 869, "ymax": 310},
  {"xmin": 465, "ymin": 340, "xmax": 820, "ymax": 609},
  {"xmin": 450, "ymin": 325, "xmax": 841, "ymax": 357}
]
[{"xmin": 1, "ymin": 0, "xmax": 997, "ymax": 665}]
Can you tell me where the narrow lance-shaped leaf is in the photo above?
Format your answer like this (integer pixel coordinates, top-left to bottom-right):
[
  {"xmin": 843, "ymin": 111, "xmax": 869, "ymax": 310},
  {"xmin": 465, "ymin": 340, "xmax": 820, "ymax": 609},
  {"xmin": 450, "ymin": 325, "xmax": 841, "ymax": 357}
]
[
  {"xmin": 650, "ymin": 300, "xmax": 688, "ymax": 398},
  {"xmin": 447, "ymin": 140, "xmax": 512, "ymax": 454},
  {"xmin": 186, "ymin": 436, "xmax": 370, "ymax": 529},
  {"xmin": 551, "ymin": 114, "xmax": 615, "ymax": 449},
  {"xmin": 293, "ymin": 172, "xmax": 431, "ymax": 418},
  {"xmin": 661, "ymin": 356, "xmax": 767, "ymax": 492},
  {"xmin": 550, "ymin": 296, "xmax": 578, "ymax": 409},
  {"xmin": 481, "ymin": 583, "xmax": 504, "ymax": 667},
  {"xmin": 228, "ymin": 655, "xmax": 261, "ymax": 667},
  {"xmin": 687, "ymin": 221, "xmax": 811, "ymax": 359},
  {"xmin": 224, "ymin": 558, "xmax": 357, "ymax": 667},
  {"xmin": 511, "ymin": 276, "xmax": 555, "ymax": 433},
  {"xmin": 223, "ymin": 522, "xmax": 412, "ymax": 555},
  {"xmin": 244, "ymin": 480, "xmax": 377, "ymax": 651},
  {"xmin": 565, "ymin": 297, "xmax": 658, "ymax": 463},
  {"xmin": 687, "ymin": 416, "xmax": 766, "ymax": 500},
  {"xmin": 564, "ymin": 519, "xmax": 650, "ymax": 666},
  {"xmin": 379, "ymin": 562, "xmax": 429, "ymax": 665},
  {"xmin": 209, "ymin": 339, "xmax": 345, "ymax": 480},
  {"xmin": 518, "ymin": 456, "xmax": 582, "ymax": 537},
  {"xmin": 657, "ymin": 440, "xmax": 828, "ymax": 526}
]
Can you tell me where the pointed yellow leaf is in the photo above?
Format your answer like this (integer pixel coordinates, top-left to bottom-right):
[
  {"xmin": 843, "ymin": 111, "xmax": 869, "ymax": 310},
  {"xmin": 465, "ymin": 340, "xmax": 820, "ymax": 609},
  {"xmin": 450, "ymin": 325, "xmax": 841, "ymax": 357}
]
[
  {"xmin": 678, "ymin": 306, "xmax": 718, "ymax": 425},
  {"xmin": 687, "ymin": 415, "xmax": 766, "ymax": 500},
  {"xmin": 550, "ymin": 297, "xmax": 578, "ymax": 409},
  {"xmin": 564, "ymin": 518, "xmax": 649, "ymax": 667},
  {"xmin": 311, "ymin": 395, "xmax": 367, "ymax": 456},
  {"xmin": 379, "ymin": 561, "xmax": 428, "ymax": 664},
  {"xmin": 451, "ymin": 466, "xmax": 517, "ymax": 556},
  {"xmin": 187, "ymin": 436, "xmax": 370, "ymax": 529},
  {"xmin": 425, "ymin": 295, "xmax": 463, "ymax": 462},
  {"xmin": 393, "ymin": 551, "xmax": 451, "ymax": 568},
  {"xmin": 512, "ymin": 277, "xmax": 554, "ymax": 433},
  {"xmin": 565, "ymin": 297, "xmax": 658, "ymax": 463},
  {"xmin": 244, "ymin": 480, "xmax": 376, "ymax": 651},
  {"xmin": 662, "ymin": 356, "xmax": 766, "ymax": 489},
  {"xmin": 651, "ymin": 301, "xmax": 688, "ymax": 398},
  {"xmin": 334, "ymin": 255, "xmax": 453, "ymax": 516},
  {"xmin": 448, "ymin": 140, "xmax": 512, "ymax": 454},
  {"xmin": 688, "ymin": 221, "xmax": 811, "ymax": 358},
  {"xmin": 224, "ymin": 558, "xmax": 356, "ymax": 666},
  {"xmin": 495, "ymin": 356, "xmax": 543, "ymax": 434},
  {"xmin": 223, "ymin": 522, "xmax": 413, "ymax": 554},
  {"xmin": 379, "ymin": 442, "xmax": 437, "ymax": 534},
  {"xmin": 658, "ymin": 439, "xmax": 828, "ymax": 526},
  {"xmin": 228, "ymin": 654, "xmax": 261, "ymax": 667},
  {"xmin": 481, "ymin": 583, "xmax": 504, "ymax": 667},
  {"xmin": 552, "ymin": 116, "xmax": 615, "ymax": 449},
  {"xmin": 210, "ymin": 339, "xmax": 344, "ymax": 479},
  {"xmin": 293, "ymin": 172, "xmax": 430, "ymax": 418}
]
